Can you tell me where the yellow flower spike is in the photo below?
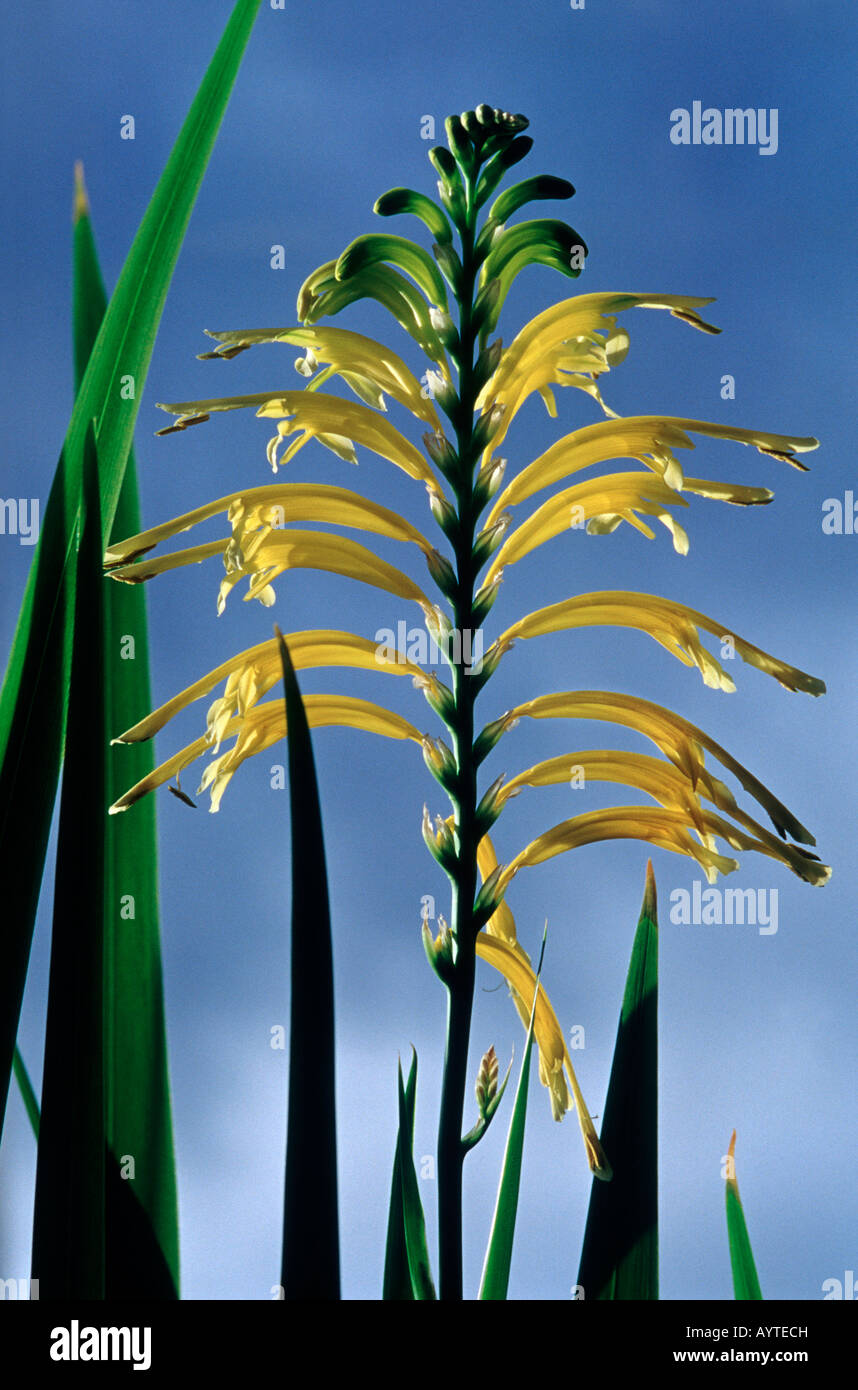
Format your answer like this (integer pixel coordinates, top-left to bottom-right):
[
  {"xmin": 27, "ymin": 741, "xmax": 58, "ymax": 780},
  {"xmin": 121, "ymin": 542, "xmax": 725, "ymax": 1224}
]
[
  {"xmin": 510, "ymin": 689, "xmax": 819, "ymax": 846},
  {"xmin": 485, "ymin": 416, "xmax": 817, "ymax": 529},
  {"xmin": 156, "ymin": 390, "xmax": 439, "ymax": 486},
  {"xmin": 112, "ymin": 630, "xmax": 423, "ymax": 746},
  {"xmin": 198, "ymin": 324, "xmax": 442, "ymax": 428},
  {"xmin": 105, "ymin": 482, "xmax": 435, "ymax": 571},
  {"xmin": 110, "ymin": 694, "xmax": 423, "ymax": 815},
  {"xmin": 498, "ymin": 593, "xmax": 826, "ymax": 696},
  {"xmin": 475, "ymin": 932, "xmax": 611, "ymax": 1178}
]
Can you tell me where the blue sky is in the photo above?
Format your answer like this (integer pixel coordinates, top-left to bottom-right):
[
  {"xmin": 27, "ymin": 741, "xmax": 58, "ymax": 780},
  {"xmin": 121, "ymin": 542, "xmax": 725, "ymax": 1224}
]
[{"xmin": 1, "ymin": 0, "xmax": 856, "ymax": 1300}]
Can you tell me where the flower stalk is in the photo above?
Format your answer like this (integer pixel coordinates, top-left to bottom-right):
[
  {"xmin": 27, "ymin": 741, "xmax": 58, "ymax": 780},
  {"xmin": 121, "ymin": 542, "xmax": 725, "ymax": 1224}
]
[{"xmin": 104, "ymin": 100, "xmax": 828, "ymax": 1300}]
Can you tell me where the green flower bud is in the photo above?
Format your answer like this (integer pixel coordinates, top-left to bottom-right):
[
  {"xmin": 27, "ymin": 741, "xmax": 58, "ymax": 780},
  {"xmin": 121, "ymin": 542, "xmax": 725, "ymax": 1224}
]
[
  {"xmin": 425, "ymin": 547, "xmax": 458, "ymax": 600},
  {"xmin": 422, "ymin": 429, "xmax": 459, "ymax": 481},
  {"xmin": 475, "ymin": 1045, "xmax": 499, "ymax": 1116},
  {"xmin": 471, "ymin": 512, "xmax": 512, "ymax": 569},
  {"xmin": 472, "ymin": 711, "xmax": 517, "ymax": 767}
]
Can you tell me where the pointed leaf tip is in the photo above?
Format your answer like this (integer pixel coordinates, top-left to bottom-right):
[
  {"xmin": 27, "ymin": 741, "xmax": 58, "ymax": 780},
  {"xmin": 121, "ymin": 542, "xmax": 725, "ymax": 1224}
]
[
  {"xmin": 642, "ymin": 859, "xmax": 657, "ymax": 919},
  {"xmin": 73, "ymin": 160, "xmax": 89, "ymax": 222}
]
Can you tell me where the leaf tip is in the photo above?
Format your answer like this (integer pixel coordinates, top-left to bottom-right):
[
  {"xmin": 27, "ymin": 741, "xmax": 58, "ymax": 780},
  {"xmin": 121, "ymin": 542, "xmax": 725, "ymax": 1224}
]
[
  {"xmin": 73, "ymin": 160, "xmax": 89, "ymax": 223},
  {"xmin": 642, "ymin": 858, "xmax": 657, "ymax": 919}
]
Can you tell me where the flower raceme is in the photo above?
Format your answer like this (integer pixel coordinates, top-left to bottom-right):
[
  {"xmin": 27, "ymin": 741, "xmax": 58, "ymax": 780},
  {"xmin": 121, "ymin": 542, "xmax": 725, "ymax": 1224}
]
[{"xmin": 106, "ymin": 106, "xmax": 829, "ymax": 1167}]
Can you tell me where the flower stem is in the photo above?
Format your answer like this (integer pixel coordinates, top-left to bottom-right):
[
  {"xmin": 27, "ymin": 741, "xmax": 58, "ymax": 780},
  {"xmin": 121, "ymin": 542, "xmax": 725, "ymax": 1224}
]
[{"xmin": 435, "ymin": 168, "xmax": 483, "ymax": 1300}]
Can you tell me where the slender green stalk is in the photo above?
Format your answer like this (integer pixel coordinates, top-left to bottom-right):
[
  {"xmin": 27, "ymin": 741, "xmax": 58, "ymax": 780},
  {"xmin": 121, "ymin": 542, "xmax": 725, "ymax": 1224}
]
[{"xmin": 434, "ymin": 160, "xmax": 502, "ymax": 1302}]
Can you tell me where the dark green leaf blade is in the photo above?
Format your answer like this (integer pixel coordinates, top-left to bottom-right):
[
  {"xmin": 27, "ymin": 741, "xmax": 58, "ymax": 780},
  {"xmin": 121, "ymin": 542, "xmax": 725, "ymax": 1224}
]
[
  {"xmin": 396, "ymin": 1050, "xmax": 436, "ymax": 1300},
  {"xmin": 277, "ymin": 630, "xmax": 340, "ymax": 1301},
  {"xmin": 74, "ymin": 164, "xmax": 180, "ymax": 1298},
  {"xmin": 577, "ymin": 861, "xmax": 659, "ymax": 1300},
  {"xmin": 382, "ymin": 1049, "xmax": 418, "ymax": 1300},
  {"xmin": 479, "ymin": 930, "xmax": 546, "ymax": 1301},
  {"xmin": 31, "ymin": 427, "xmax": 108, "ymax": 1299},
  {"xmin": 0, "ymin": 0, "xmax": 262, "ymax": 1137},
  {"xmin": 726, "ymin": 1131, "xmax": 763, "ymax": 1300}
]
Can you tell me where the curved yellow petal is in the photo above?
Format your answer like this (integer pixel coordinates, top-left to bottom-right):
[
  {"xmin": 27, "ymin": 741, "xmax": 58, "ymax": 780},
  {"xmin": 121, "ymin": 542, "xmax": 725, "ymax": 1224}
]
[
  {"xmin": 110, "ymin": 694, "xmax": 423, "ymax": 814},
  {"xmin": 105, "ymin": 482, "xmax": 434, "ymax": 568},
  {"xmin": 113, "ymin": 631, "xmax": 423, "ymax": 745},
  {"xmin": 498, "ymin": 593, "xmax": 825, "ymax": 696},
  {"xmin": 476, "ymin": 932, "xmax": 611, "ymax": 1177},
  {"xmin": 510, "ymin": 689, "xmax": 817, "ymax": 845}
]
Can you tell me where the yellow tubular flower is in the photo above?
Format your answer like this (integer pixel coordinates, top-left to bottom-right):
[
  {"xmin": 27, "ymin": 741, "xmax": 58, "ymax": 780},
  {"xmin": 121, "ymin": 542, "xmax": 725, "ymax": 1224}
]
[
  {"xmin": 113, "ymin": 631, "xmax": 422, "ymax": 745},
  {"xmin": 110, "ymin": 694, "xmax": 423, "ymax": 815},
  {"xmin": 473, "ymin": 832, "xmax": 610, "ymax": 1174},
  {"xmin": 497, "ymin": 750, "xmax": 828, "ymax": 885},
  {"xmin": 197, "ymin": 324, "xmax": 442, "ymax": 429},
  {"xmin": 155, "ymin": 389, "xmax": 439, "ymax": 484},
  {"xmin": 495, "ymin": 803, "xmax": 830, "ymax": 890},
  {"xmin": 485, "ymin": 416, "xmax": 817, "ymax": 529},
  {"xmin": 509, "ymin": 690, "xmax": 827, "ymax": 852},
  {"xmin": 104, "ymin": 482, "xmax": 434, "ymax": 568},
  {"xmin": 114, "ymin": 530, "xmax": 431, "ymax": 615},
  {"xmin": 498, "ymin": 593, "xmax": 826, "ymax": 695},
  {"xmin": 476, "ymin": 294, "xmax": 723, "ymax": 444},
  {"xmin": 487, "ymin": 472, "xmax": 694, "ymax": 573},
  {"xmin": 475, "ymin": 834, "xmax": 518, "ymax": 943},
  {"xmin": 500, "ymin": 749, "xmax": 731, "ymax": 830},
  {"xmin": 475, "ymin": 932, "xmax": 610, "ymax": 1177}
]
